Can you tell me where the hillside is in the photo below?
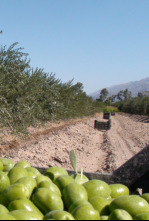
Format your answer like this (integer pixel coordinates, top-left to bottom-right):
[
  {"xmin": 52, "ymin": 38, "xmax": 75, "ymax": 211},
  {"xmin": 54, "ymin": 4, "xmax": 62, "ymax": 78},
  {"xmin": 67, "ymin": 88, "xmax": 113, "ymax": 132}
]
[{"xmin": 91, "ymin": 78, "xmax": 149, "ymax": 99}]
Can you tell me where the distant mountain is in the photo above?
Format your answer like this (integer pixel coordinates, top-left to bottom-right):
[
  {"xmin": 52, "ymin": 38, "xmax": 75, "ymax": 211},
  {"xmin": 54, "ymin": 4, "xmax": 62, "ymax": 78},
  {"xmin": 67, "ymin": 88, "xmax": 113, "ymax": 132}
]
[{"xmin": 90, "ymin": 78, "xmax": 149, "ymax": 99}]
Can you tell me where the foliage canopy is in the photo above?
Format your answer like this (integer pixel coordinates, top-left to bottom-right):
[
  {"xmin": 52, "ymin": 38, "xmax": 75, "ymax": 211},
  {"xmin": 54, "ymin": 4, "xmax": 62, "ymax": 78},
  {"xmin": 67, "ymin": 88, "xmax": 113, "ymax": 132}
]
[{"xmin": 0, "ymin": 43, "xmax": 104, "ymax": 133}]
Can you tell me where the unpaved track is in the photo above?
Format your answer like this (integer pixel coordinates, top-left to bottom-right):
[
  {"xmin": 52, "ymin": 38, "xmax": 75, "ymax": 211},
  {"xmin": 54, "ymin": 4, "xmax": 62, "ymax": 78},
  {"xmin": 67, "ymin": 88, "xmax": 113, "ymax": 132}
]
[
  {"xmin": 106, "ymin": 116, "xmax": 135, "ymax": 169},
  {"xmin": 104, "ymin": 114, "xmax": 149, "ymax": 171},
  {"xmin": 0, "ymin": 113, "xmax": 149, "ymax": 173}
]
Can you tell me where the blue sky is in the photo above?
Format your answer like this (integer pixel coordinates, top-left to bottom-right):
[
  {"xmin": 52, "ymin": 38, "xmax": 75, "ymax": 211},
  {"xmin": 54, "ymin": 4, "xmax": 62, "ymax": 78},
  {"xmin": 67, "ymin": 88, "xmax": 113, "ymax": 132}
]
[{"xmin": 0, "ymin": 0, "xmax": 149, "ymax": 94}]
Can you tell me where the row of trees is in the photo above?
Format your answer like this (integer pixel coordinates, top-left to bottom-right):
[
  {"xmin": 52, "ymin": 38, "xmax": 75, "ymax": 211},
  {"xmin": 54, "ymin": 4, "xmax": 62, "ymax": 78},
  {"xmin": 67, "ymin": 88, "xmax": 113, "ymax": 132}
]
[
  {"xmin": 0, "ymin": 43, "xmax": 105, "ymax": 133},
  {"xmin": 98, "ymin": 88, "xmax": 132, "ymax": 104},
  {"xmin": 98, "ymin": 88, "xmax": 149, "ymax": 115},
  {"xmin": 115, "ymin": 95, "xmax": 149, "ymax": 115}
]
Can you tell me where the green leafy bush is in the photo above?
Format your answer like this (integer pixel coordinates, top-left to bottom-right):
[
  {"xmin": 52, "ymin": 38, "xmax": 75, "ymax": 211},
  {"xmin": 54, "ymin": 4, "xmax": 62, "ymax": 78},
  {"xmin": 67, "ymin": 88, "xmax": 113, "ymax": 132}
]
[
  {"xmin": 104, "ymin": 106, "xmax": 119, "ymax": 113},
  {"xmin": 0, "ymin": 43, "xmax": 104, "ymax": 134},
  {"xmin": 116, "ymin": 97, "xmax": 149, "ymax": 115}
]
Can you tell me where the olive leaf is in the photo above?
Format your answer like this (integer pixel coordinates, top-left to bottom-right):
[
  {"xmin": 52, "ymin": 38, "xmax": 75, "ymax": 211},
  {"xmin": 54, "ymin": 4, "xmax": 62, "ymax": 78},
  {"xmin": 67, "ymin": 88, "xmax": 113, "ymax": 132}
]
[{"xmin": 70, "ymin": 150, "xmax": 78, "ymax": 174}]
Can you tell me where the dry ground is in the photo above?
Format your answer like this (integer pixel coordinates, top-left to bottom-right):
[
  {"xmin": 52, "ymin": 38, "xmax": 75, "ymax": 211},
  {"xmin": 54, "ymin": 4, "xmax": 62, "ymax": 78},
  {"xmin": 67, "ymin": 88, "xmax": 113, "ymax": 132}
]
[
  {"xmin": 0, "ymin": 113, "xmax": 148, "ymax": 173},
  {"xmin": 102, "ymin": 114, "xmax": 149, "ymax": 172}
]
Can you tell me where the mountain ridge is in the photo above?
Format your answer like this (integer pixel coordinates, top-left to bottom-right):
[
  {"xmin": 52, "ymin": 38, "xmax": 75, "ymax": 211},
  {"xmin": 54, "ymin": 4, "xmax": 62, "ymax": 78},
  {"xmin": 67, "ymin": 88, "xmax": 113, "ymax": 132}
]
[{"xmin": 90, "ymin": 78, "xmax": 149, "ymax": 99}]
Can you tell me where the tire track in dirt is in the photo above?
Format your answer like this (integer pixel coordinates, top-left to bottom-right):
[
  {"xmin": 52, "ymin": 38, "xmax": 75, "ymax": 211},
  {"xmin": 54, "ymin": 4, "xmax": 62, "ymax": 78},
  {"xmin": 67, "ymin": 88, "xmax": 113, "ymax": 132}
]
[
  {"xmin": 1, "ymin": 113, "xmax": 148, "ymax": 173},
  {"xmin": 105, "ymin": 114, "xmax": 149, "ymax": 171},
  {"xmin": 108, "ymin": 119, "xmax": 134, "ymax": 169},
  {"xmin": 117, "ymin": 114, "xmax": 149, "ymax": 151}
]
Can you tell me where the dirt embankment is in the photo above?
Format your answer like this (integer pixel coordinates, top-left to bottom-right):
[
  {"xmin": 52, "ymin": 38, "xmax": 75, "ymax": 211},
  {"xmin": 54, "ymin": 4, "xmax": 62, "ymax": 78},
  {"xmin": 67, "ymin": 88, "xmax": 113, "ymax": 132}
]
[
  {"xmin": 0, "ymin": 113, "xmax": 148, "ymax": 173},
  {"xmin": 0, "ymin": 115, "xmax": 106, "ymax": 172}
]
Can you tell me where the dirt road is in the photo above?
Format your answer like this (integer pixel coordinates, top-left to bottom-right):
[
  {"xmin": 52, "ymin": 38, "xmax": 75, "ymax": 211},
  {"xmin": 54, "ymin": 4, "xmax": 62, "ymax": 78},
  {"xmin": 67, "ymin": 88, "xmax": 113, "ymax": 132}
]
[
  {"xmin": 0, "ymin": 113, "xmax": 149, "ymax": 173},
  {"xmin": 103, "ymin": 114, "xmax": 149, "ymax": 172}
]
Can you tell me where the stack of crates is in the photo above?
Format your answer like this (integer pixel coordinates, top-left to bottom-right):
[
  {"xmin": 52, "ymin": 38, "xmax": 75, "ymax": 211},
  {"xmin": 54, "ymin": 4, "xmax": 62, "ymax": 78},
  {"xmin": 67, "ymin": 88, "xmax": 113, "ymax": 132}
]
[
  {"xmin": 103, "ymin": 112, "xmax": 111, "ymax": 120},
  {"xmin": 94, "ymin": 119, "xmax": 111, "ymax": 131}
]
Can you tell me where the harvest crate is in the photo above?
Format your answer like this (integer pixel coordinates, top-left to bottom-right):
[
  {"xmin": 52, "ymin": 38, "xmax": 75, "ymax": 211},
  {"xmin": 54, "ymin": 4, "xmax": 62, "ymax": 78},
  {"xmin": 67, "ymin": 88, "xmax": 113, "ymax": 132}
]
[
  {"xmin": 103, "ymin": 112, "xmax": 111, "ymax": 120},
  {"xmin": 36, "ymin": 145, "xmax": 149, "ymax": 193},
  {"xmin": 94, "ymin": 120, "xmax": 111, "ymax": 131},
  {"xmin": 111, "ymin": 112, "xmax": 116, "ymax": 116}
]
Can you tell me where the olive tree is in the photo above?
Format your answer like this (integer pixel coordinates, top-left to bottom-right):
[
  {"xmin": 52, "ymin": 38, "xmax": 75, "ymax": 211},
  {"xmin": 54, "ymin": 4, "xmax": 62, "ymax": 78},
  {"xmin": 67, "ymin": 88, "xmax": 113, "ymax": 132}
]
[{"xmin": 99, "ymin": 88, "xmax": 109, "ymax": 102}]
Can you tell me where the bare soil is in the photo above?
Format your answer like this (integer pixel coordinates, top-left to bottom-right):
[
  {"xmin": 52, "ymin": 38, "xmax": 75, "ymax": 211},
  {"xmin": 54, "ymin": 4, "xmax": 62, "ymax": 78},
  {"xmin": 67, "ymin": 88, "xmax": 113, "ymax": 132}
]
[
  {"xmin": 102, "ymin": 114, "xmax": 149, "ymax": 172},
  {"xmin": 0, "ymin": 113, "xmax": 149, "ymax": 173}
]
